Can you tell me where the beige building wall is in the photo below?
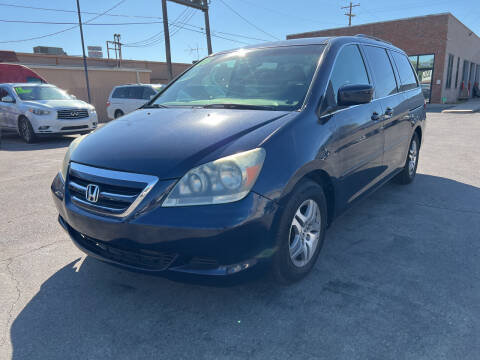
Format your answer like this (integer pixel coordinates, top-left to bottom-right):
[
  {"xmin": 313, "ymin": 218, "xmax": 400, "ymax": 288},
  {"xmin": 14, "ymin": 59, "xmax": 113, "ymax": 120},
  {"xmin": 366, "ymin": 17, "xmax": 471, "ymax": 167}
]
[{"xmin": 29, "ymin": 65, "xmax": 150, "ymax": 122}]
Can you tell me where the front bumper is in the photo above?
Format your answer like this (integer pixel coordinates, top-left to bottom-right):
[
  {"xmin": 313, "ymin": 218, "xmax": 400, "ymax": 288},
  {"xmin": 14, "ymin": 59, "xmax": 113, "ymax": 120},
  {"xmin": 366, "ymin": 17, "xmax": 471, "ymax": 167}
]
[
  {"xmin": 51, "ymin": 173, "xmax": 279, "ymax": 276},
  {"xmin": 29, "ymin": 113, "xmax": 97, "ymax": 134}
]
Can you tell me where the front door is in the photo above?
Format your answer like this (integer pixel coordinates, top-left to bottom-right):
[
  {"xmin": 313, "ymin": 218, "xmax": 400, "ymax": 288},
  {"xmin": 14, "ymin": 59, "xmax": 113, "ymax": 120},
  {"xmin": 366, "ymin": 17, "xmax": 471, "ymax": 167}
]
[{"xmin": 323, "ymin": 44, "xmax": 386, "ymax": 210}]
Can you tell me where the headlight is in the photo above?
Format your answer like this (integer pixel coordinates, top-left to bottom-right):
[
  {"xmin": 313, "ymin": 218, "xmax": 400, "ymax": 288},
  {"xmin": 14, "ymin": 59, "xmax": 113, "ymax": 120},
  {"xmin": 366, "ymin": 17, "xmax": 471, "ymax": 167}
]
[
  {"xmin": 60, "ymin": 135, "xmax": 84, "ymax": 180},
  {"xmin": 162, "ymin": 148, "xmax": 266, "ymax": 207},
  {"xmin": 29, "ymin": 108, "xmax": 50, "ymax": 115},
  {"xmin": 89, "ymin": 108, "xmax": 96, "ymax": 114}
]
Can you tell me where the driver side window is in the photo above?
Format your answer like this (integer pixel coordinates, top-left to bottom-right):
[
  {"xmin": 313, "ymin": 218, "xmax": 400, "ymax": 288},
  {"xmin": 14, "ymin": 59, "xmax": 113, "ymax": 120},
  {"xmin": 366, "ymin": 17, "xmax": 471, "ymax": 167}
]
[{"xmin": 327, "ymin": 44, "xmax": 370, "ymax": 106}]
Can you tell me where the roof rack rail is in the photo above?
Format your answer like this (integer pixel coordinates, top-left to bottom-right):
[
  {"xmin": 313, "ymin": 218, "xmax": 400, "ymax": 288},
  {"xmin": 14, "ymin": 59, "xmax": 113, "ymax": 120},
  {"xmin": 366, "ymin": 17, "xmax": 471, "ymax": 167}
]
[{"xmin": 355, "ymin": 34, "xmax": 392, "ymax": 45}]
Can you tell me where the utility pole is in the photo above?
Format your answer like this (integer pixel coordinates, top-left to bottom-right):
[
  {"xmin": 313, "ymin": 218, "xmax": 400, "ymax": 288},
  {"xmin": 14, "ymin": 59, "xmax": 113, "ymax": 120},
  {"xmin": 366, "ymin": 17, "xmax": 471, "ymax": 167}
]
[
  {"xmin": 341, "ymin": 2, "xmax": 360, "ymax": 26},
  {"xmin": 203, "ymin": 6, "xmax": 212, "ymax": 55},
  {"xmin": 75, "ymin": 0, "xmax": 91, "ymax": 104},
  {"xmin": 162, "ymin": 1, "xmax": 211, "ymax": 81},
  {"xmin": 162, "ymin": 0, "xmax": 173, "ymax": 81},
  {"xmin": 106, "ymin": 34, "xmax": 123, "ymax": 67}
]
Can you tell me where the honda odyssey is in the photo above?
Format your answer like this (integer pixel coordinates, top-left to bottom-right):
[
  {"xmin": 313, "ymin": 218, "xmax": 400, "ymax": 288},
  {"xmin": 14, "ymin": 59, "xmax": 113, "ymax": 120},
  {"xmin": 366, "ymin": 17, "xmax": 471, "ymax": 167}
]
[{"xmin": 51, "ymin": 35, "xmax": 426, "ymax": 283}]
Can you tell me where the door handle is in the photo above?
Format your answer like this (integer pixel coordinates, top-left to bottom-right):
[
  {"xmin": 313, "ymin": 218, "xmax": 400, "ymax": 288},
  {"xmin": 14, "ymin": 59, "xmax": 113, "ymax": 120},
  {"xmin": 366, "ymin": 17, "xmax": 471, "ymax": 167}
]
[
  {"xmin": 384, "ymin": 107, "xmax": 394, "ymax": 118},
  {"xmin": 371, "ymin": 112, "xmax": 381, "ymax": 121}
]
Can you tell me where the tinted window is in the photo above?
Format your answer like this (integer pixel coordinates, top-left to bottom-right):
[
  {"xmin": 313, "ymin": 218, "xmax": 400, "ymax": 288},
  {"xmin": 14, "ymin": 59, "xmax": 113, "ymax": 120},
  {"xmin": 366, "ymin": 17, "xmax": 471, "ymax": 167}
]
[
  {"xmin": 391, "ymin": 51, "xmax": 418, "ymax": 91},
  {"xmin": 129, "ymin": 86, "xmax": 144, "ymax": 99},
  {"xmin": 112, "ymin": 87, "xmax": 127, "ymax": 98},
  {"xmin": 363, "ymin": 46, "xmax": 397, "ymax": 98},
  {"xmin": 142, "ymin": 87, "xmax": 157, "ymax": 100},
  {"xmin": 0, "ymin": 87, "xmax": 9, "ymax": 100},
  {"xmin": 327, "ymin": 44, "xmax": 370, "ymax": 104}
]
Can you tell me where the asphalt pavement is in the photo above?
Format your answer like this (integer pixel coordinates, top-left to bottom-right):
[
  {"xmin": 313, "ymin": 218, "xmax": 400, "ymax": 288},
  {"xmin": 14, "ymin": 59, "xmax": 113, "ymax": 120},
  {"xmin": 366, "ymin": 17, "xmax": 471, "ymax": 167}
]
[{"xmin": 1, "ymin": 112, "xmax": 479, "ymax": 359}]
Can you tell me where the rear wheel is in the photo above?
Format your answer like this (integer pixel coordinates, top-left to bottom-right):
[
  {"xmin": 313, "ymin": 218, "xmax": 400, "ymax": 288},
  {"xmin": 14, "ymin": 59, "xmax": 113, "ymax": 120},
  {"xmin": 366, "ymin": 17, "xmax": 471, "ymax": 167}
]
[
  {"xmin": 272, "ymin": 180, "xmax": 327, "ymax": 284},
  {"xmin": 396, "ymin": 133, "xmax": 420, "ymax": 184},
  {"xmin": 114, "ymin": 110, "xmax": 124, "ymax": 119},
  {"xmin": 18, "ymin": 117, "xmax": 36, "ymax": 143}
]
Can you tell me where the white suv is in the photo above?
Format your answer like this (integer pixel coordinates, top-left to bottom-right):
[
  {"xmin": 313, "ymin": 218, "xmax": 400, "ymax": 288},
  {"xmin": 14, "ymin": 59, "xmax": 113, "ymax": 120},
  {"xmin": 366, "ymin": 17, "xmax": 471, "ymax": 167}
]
[
  {"xmin": 0, "ymin": 83, "xmax": 97, "ymax": 143},
  {"xmin": 107, "ymin": 84, "xmax": 163, "ymax": 120}
]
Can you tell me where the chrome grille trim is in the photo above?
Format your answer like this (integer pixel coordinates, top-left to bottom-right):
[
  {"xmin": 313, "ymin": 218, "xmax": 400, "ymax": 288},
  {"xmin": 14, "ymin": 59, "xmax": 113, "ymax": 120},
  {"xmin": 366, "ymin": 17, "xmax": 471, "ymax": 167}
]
[
  {"xmin": 57, "ymin": 109, "xmax": 89, "ymax": 120},
  {"xmin": 68, "ymin": 162, "xmax": 158, "ymax": 218}
]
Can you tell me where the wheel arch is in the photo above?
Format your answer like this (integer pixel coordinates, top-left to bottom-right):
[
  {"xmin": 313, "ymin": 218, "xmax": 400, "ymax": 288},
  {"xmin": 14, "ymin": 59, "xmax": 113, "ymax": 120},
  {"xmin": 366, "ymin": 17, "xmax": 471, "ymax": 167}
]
[
  {"xmin": 280, "ymin": 165, "xmax": 336, "ymax": 227},
  {"xmin": 414, "ymin": 125, "xmax": 422, "ymax": 147}
]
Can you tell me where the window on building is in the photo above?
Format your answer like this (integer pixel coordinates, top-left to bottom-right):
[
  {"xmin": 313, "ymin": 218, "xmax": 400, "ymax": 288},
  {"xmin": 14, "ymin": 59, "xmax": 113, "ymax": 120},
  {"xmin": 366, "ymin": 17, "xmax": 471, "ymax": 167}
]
[
  {"xmin": 408, "ymin": 54, "xmax": 435, "ymax": 102},
  {"xmin": 391, "ymin": 51, "xmax": 418, "ymax": 91},
  {"xmin": 327, "ymin": 44, "xmax": 370, "ymax": 105},
  {"xmin": 455, "ymin": 57, "xmax": 460, "ymax": 88},
  {"xmin": 418, "ymin": 55, "xmax": 434, "ymax": 69},
  {"xmin": 462, "ymin": 60, "xmax": 470, "ymax": 82},
  {"xmin": 446, "ymin": 54, "xmax": 454, "ymax": 89},
  {"xmin": 363, "ymin": 45, "xmax": 397, "ymax": 98}
]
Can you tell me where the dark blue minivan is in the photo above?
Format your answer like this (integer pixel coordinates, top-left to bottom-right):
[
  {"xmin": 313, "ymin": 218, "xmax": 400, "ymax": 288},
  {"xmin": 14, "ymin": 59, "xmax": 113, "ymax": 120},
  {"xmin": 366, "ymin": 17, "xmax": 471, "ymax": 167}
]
[{"xmin": 51, "ymin": 35, "xmax": 426, "ymax": 283}]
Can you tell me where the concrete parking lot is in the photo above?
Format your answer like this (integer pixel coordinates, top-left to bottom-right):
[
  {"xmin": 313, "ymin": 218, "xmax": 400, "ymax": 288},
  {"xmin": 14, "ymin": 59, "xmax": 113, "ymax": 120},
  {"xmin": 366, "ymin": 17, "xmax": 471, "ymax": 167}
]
[{"xmin": 1, "ymin": 112, "xmax": 479, "ymax": 359}]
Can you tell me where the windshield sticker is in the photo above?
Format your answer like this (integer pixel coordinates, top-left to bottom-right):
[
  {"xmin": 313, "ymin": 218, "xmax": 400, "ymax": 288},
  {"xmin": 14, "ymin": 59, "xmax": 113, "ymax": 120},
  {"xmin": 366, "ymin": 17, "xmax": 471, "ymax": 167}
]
[{"xmin": 15, "ymin": 87, "xmax": 32, "ymax": 94}]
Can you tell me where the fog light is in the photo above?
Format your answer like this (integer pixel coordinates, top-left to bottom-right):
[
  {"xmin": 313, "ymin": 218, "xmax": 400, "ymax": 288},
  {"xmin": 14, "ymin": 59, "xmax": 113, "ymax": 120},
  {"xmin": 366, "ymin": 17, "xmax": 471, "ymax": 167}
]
[{"xmin": 38, "ymin": 126, "xmax": 50, "ymax": 130}]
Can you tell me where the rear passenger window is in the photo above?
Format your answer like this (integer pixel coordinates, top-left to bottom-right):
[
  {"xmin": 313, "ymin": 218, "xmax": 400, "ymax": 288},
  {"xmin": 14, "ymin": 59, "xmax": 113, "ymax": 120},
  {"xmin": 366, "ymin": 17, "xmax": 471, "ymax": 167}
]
[
  {"xmin": 328, "ymin": 44, "xmax": 370, "ymax": 104},
  {"xmin": 391, "ymin": 51, "xmax": 418, "ymax": 91},
  {"xmin": 142, "ymin": 87, "xmax": 156, "ymax": 100},
  {"xmin": 363, "ymin": 46, "xmax": 397, "ymax": 98},
  {"xmin": 129, "ymin": 86, "xmax": 144, "ymax": 99},
  {"xmin": 112, "ymin": 87, "xmax": 127, "ymax": 98}
]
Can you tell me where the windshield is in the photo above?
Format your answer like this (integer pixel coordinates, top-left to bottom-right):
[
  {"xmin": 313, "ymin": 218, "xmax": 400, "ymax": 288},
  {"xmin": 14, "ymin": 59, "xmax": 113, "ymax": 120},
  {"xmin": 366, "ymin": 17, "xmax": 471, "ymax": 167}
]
[
  {"xmin": 152, "ymin": 45, "xmax": 324, "ymax": 111},
  {"xmin": 14, "ymin": 86, "xmax": 72, "ymax": 101}
]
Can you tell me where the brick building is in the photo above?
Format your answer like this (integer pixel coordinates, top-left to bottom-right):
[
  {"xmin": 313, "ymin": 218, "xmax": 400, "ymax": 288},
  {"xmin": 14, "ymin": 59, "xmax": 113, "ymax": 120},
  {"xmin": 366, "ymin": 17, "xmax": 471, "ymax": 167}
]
[{"xmin": 287, "ymin": 13, "xmax": 480, "ymax": 104}]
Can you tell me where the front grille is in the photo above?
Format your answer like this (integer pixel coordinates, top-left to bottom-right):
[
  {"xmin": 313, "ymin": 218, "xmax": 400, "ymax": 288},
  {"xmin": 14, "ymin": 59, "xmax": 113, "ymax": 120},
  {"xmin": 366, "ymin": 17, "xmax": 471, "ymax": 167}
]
[
  {"xmin": 57, "ymin": 109, "xmax": 89, "ymax": 119},
  {"xmin": 61, "ymin": 125, "xmax": 88, "ymax": 131},
  {"xmin": 67, "ymin": 162, "xmax": 158, "ymax": 217},
  {"xmin": 76, "ymin": 232, "xmax": 177, "ymax": 270}
]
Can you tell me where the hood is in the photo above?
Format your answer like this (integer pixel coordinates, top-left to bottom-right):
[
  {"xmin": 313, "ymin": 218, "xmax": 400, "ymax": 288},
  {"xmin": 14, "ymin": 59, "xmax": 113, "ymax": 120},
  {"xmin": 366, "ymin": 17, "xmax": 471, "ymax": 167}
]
[
  {"xmin": 71, "ymin": 108, "xmax": 291, "ymax": 178},
  {"xmin": 22, "ymin": 99, "xmax": 92, "ymax": 109}
]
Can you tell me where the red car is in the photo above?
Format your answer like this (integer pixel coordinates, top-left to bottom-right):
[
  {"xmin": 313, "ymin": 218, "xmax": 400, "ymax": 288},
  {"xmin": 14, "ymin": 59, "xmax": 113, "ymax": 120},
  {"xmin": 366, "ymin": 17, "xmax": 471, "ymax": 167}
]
[{"xmin": 0, "ymin": 63, "xmax": 47, "ymax": 83}]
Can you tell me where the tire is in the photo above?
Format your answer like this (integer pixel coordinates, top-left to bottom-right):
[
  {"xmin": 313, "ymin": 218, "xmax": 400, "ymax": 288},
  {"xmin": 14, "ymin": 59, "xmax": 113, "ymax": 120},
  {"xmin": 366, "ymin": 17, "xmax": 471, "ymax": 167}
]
[
  {"xmin": 114, "ymin": 110, "xmax": 124, "ymax": 119},
  {"xmin": 18, "ymin": 117, "xmax": 36, "ymax": 144},
  {"xmin": 396, "ymin": 133, "xmax": 420, "ymax": 185},
  {"xmin": 271, "ymin": 180, "xmax": 327, "ymax": 284}
]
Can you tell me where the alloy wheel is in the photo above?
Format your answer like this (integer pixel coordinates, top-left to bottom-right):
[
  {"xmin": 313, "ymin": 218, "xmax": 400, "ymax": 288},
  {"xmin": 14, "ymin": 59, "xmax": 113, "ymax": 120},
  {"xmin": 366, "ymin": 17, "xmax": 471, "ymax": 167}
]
[
  {"xmin": 289, "ymin": 199, "xmax": 321, "ymax": 268},
  {"xmin": 408, "ymin": 139, "xmax": 418, "ymax": 176}
]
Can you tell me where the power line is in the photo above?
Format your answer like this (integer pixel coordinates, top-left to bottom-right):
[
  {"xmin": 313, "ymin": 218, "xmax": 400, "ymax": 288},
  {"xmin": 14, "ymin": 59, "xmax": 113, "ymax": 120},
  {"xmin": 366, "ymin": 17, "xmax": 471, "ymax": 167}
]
[
  {"xmin": 0, "ymin": 19, "xmax": 164, "ymax": 25},
  {"xmin": 0, "ymin": 0, "xmax": 126, "ymax": 44},
  {"xmin": 0, "ymin": 2, "xmax": 161, "ymax": 20},
  {"xmin": 218, "ymin": 0, "xmax": 280, "ymax": 40}
]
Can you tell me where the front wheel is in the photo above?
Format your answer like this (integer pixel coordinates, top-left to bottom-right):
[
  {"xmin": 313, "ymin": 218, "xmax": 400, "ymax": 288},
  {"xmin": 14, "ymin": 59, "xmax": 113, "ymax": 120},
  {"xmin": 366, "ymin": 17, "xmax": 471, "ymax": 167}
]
[
  {"xmin": 271, "ymin": 180, "xmax": 327, "ymax": 284},
  {"xmin": 396, "ymin": 133, "xmax": 420, "ymax": 184},
  {"xmin": 19, "ymin": 117, "xmax": 36, "ymax": 143}
]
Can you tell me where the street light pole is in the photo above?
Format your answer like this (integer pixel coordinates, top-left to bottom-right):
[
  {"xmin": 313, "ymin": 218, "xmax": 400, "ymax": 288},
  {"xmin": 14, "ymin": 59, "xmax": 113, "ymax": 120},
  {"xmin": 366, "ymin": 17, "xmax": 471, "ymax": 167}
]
[{"xmin": 75, "ymin": 0, "xmax": 92, "ymax": 103}]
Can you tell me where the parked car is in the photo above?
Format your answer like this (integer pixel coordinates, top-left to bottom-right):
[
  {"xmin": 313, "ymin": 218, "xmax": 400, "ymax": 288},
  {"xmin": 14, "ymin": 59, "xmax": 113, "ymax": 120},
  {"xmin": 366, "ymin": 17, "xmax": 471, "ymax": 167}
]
[
  {"xmin": 51, "ymin": 35, "xmax": 426, "ymax": 283},
  {"xmin": 0, "ymin": 83, "xmax": 97, "ymax": 143},
  {"xmin": 106, "ymin": 84, "xmax": 163, "ymax": 119},
  {"xmin": 0, "ymin": 63, "xmax": 47, "ymax": 84}
]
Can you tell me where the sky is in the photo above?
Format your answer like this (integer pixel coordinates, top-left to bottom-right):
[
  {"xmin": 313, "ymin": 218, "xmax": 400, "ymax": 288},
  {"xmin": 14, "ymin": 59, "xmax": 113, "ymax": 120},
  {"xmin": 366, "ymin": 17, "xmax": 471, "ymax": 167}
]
[{"xmin": 0, "ymin": 0, "xmax": 479, "ymax": 64}]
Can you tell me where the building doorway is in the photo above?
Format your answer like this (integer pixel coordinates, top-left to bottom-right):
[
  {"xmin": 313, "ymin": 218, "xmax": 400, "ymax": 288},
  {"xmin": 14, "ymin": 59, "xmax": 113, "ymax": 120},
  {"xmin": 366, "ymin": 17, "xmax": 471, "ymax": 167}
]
[{"xmin": 409, "ymin": 54, "xmax": 435, "ymax": 102}]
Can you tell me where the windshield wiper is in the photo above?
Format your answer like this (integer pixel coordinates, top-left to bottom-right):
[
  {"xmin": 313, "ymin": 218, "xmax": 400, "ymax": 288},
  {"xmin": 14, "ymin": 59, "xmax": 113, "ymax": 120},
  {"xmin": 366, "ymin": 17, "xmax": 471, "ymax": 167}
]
[
  {"xmin": 141, "ymin": 103, "xmax": 168, "ymax": 109},
  {"xmin": 202, "ymin": 103, "xmax": 275, "ymax": 110}
]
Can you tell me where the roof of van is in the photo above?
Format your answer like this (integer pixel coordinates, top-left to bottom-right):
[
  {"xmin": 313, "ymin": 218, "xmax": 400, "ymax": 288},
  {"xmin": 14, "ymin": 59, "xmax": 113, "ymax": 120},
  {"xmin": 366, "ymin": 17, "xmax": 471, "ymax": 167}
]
[{"xmin": 216, "ymin": 35, "xmax": 404, "ymax": 55}]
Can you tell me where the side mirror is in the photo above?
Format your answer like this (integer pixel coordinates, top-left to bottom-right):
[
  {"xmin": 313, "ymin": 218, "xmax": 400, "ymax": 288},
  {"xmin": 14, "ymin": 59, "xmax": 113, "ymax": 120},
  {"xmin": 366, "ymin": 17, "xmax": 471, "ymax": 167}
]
[
  {"xmin": 338, "ymin": 84, "xmax": 374, "ymax": 106},
  {"xmin": 1, "ymin": 95, "xmax": 15, "ymax": 103},
  {"xmin": 70, "ymin": 94, "xmax": 77, "ymax": 100}
]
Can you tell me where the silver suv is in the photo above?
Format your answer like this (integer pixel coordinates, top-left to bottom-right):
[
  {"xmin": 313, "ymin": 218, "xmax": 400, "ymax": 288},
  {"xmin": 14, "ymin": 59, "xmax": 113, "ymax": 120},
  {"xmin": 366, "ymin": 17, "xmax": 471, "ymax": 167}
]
[{"xmin": 0, "ymin": 83, "xmax": 97, "ymax": 143}]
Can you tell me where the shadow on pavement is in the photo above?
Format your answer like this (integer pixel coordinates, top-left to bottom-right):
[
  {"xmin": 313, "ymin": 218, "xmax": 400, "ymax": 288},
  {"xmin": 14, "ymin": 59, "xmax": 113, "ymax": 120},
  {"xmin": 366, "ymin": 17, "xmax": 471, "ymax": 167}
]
[
  {"xmin": 9, "ymin": 174, "xmax": 480, "ymax": 359},
  {"xmin": 0, "ymin": 132, "xmax": 76, "ymax": 151}
]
